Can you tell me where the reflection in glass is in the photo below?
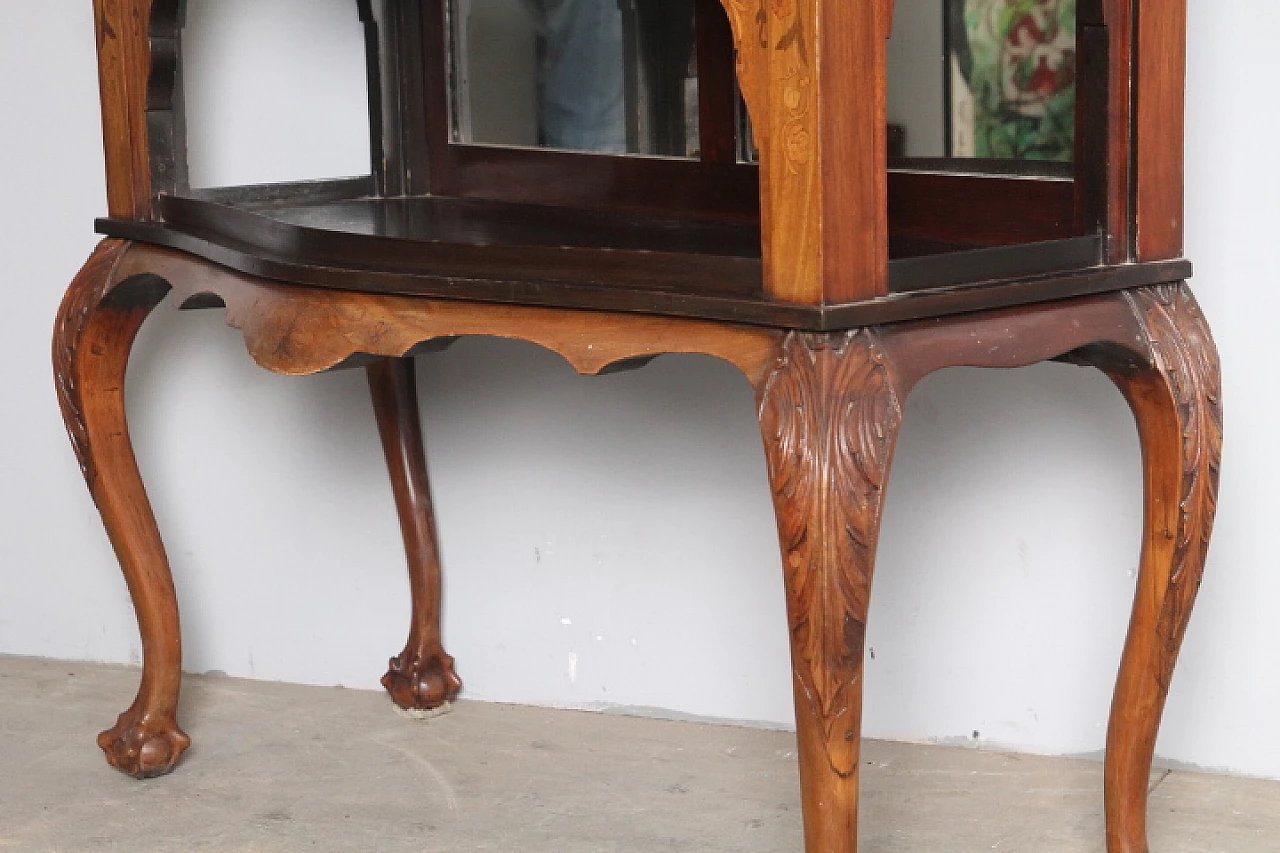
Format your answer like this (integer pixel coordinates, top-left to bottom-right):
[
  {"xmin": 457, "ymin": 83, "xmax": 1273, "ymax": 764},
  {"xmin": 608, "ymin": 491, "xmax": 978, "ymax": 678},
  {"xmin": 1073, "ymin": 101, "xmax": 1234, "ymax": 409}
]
[
  {"xmin": 949, "ymin": 0, "xmax": 1076, "ymax": 160},
  {"xmin": 450, "ymin": 0, "xmax": 699, "ymax": 157},
  {"xmin": 887, "ymin": 0, "xmax": 1076, "ymax": 162}
]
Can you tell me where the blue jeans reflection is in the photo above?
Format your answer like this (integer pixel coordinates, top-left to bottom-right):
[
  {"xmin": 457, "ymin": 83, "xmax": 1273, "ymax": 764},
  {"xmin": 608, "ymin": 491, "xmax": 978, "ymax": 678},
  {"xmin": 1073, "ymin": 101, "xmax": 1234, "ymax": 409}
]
[{"xmin": 531, "ymin": 0, "xmax": 627, "ymax": 152}]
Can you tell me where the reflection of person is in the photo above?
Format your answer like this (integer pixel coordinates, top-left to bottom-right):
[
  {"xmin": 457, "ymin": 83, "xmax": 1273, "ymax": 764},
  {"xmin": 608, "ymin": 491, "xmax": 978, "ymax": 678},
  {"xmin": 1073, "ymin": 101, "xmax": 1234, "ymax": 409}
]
[
  {"xmin": 529, "ymin": 0, "xmax": 627, "ymax": 152},
  {"xmin": 525, "ymin": 0, "xmax": 696, "ymax": 155}
]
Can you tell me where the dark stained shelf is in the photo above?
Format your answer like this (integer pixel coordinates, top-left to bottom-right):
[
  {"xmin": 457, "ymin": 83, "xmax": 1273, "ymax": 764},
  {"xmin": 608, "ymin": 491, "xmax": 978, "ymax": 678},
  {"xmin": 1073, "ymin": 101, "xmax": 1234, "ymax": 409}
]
[
  {"xmin": 95, "ymin": 189, "xmax": 1189, "ymax": 331},
  {"xmin": 161, "ymin": 193, "xmax": 766, "ymax": 298}
]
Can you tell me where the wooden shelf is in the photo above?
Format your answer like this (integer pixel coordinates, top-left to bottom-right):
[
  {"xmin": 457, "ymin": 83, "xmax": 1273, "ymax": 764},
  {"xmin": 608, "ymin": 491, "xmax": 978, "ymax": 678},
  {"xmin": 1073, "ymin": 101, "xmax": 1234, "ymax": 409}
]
[{"xmin": 99, "ymin": 189, "xmax": 1188, "ymax": 331}]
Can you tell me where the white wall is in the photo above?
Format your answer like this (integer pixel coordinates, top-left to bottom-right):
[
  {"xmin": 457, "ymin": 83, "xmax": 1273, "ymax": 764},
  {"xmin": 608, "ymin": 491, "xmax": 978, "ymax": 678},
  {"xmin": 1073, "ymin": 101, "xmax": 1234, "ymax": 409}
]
[
  {"xmin": 181, "ymin": 0, "xmax": 372, "ymax": 186},
  {"xmin": 455, "ymin": 0, "xmax": 540, "ymax": 146},
  {"xmin": 1, "ymin": 0, "xmax": 1278, "ymax": 780},
  {"xmin": 886, "ymin": 0, "xmax": 946, "ymax": 156}
]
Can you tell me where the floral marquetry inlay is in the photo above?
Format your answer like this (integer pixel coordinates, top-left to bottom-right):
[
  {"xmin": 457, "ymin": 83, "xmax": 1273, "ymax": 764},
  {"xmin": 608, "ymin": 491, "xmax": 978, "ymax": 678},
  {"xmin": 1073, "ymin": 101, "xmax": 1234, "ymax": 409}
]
[
  {"xmin": 722, "ymin": 0, "xmax": 815, "ymax": 175},
  {"xmin": 717, "ymin": 0, "xmax": 896, "ymax": 304},
  {"xmin": 720, "ymin": 0, "xmax": 820, "ymax": 303}
]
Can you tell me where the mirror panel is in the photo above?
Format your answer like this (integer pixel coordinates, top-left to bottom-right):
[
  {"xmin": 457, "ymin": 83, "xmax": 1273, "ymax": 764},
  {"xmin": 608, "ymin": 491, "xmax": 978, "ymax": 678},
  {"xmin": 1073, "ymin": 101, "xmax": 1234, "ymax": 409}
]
[
  {"xmin": 888, "ymin": 0, "xmax": 1077, "ymax": 163},
  {"xmin": 449, "ymin": 0, "xmax": 699, "ymax": 157}
]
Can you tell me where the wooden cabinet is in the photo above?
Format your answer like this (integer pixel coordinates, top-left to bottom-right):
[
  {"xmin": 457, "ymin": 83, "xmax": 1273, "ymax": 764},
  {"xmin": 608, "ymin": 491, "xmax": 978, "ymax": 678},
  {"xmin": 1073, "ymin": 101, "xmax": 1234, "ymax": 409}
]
[
  {"xmin": 59, "ymin": 2, "xmax": 1219, "ymax": 851},
  {"xmin": 94, "ymin": 0, "xmax": 1191, "ymax": 324}
]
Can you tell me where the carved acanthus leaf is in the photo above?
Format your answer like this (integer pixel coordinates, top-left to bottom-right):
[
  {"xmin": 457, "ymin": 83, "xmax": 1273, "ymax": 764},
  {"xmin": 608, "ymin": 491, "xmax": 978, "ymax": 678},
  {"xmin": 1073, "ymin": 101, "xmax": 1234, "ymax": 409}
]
[
  {"xmin": 1125, "ymin": 284, "xmax": 1222, "ymax": 688},
  {"xmin": 758, "ymin": 331, "xmax": 903, "ymax": 775},
  {"xmin": 53, "ymin": 241, "xmax": 130, "ymax": 490}
]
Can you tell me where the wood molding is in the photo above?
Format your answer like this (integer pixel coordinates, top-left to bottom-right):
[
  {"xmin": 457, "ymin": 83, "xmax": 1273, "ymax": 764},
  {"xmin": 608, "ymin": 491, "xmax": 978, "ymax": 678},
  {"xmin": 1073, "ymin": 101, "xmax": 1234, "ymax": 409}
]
[
  {"xmin": 59, "ymin": 238, "xmax": 1222, "ymax": 853},
  {"xmin": 103, "ymin": 242, "xmax": 788, "ymax": 385}
]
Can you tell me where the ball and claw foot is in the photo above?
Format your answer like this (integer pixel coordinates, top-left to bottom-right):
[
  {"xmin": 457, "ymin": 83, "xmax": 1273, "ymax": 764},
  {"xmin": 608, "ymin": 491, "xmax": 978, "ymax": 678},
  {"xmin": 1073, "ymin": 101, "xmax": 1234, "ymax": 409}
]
[
  {"xmin": 382, "ymin": 650, "xmax": 462, "ymax": 717},
  {"xmin": 97, "ymin": 710, "xmax": 192, "ymax": 779}
]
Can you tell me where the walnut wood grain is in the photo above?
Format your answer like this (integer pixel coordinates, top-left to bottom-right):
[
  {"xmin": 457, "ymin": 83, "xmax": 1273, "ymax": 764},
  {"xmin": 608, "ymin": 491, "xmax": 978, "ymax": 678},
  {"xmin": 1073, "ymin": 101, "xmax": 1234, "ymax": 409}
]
[
  {"xmin": 1134, "ymin": 0, "xmax": 1188, "ymax": 261},
  {"xmin": 103, "ymin": 242, "xmax": 786, "ymax": 383},
  {"xmin": 69, "ymin": 3, "xmax": 1206, "ymax": 848},
  {"xmin": 54, "ymin": 239, "xmax": 189, "ymax": 778},
  {"xmin": 752, "ymin": 283, "xmax": 1219, "ymax": 853},
  {"xmin": 757, "ymin": 330, "xmax": 904, "ymax": 853},
  {"xmin": 367, "ymin": 357, "xmax": 462, "ymax": 711},
  {"xmin": 93, "ymin": 0, "xmax": 155, "ymax": 219},
  {"xmin": 720, "ymin": 0, "xmax": 894, "ymax": 304},
  {"xmin": 1096, "ymin": 285, "xmax": 1221, "ymax": 853},
  {"xmin": 56, "ymin": 239, "xmax": 785, "ymax": 778},
  {"xmin": 60, "ymin": 236, "xmax": 1222, "ymax": 853}
]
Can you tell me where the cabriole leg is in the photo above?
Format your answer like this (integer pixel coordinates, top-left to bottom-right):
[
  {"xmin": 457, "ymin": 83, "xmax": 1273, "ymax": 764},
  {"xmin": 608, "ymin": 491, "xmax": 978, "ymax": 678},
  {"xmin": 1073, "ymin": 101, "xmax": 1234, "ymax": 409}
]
[
  {"xmin": 756, "ymin": 331, "xmax": 905, "ymax": 853},
  {"xmin": 367, "ymin": 357, "xmax": 462, "ymax": 712},
  {"xmin": 1098, "ymin": 285, "xmax": 1222, "ymax": 853},
  {"xmin": 53, "ymin": 240, "xmax": 189, "ymax": 778}
]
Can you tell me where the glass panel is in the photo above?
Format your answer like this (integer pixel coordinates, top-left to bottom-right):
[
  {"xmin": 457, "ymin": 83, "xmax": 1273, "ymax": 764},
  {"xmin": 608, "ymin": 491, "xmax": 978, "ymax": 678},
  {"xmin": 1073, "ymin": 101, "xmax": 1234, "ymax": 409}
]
[
  {"xmin": 736, "ymin": 91, "xmax": 758, "ymax": 164},
  {"xmin": 450, "ymin": 0, "xmax": 699, "ymax": 157},
  {"xmin": 887, "ymin": 0, "xmax": 1077, "ymax": 162}
]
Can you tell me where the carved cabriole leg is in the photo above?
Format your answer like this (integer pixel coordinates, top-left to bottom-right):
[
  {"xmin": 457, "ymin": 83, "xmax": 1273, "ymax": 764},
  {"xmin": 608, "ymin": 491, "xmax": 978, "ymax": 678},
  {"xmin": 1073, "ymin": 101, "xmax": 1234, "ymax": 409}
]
[
  {"xmin": 753, "ymin": 286, "xmax": 1220, "ymax": 853},
  {"xmin": 755, "ymin": 330, "xmax": 905, "ymax": 853},
  {"xmin": 367, "ymin": 357, "xmax": 462, "ymax": 712},
  {"xmin": 1095, "ymin": 284, "xmax": 1222, "ymax": 853},
  {"xmin": 53, "ymin": 240, "xmax": 190, "ymax": 778},
  {"xmin": 52, "ymin": 243, "xmax": 780, "ymax": 779},
  {"xmin": 66, "ymin": 238, "xmax": 1219, "ymax": 853}
]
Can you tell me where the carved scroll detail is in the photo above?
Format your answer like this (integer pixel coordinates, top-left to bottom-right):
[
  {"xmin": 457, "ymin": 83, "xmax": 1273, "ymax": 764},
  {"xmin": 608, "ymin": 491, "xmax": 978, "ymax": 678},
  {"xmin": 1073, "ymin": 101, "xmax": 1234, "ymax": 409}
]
[
  {"xmin": 53, "ymin": 241, "xmax": 130, "ymax": 490},
  {"xmin": 1124, "ymin": 284, "xmax": 1222, "ymax": 689},
  {"xmin": 758, "ymin": 331, "xmax": 903, "ymax": 776}
]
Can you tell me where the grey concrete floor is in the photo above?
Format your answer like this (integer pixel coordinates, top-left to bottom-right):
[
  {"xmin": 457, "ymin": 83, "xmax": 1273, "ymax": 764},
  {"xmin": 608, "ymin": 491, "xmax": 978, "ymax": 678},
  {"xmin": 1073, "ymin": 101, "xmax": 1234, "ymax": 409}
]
[{"xmin": 0, "ymin": 656, "xmax": 1275, "ymax": 852}]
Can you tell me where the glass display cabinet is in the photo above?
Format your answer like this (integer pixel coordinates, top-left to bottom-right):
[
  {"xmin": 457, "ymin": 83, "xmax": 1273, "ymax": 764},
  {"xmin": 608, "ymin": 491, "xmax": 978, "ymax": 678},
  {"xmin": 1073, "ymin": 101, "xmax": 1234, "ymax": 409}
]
[{"xmin": 57, "ymin": 1, "xmax": 1220, "ymax": 851}]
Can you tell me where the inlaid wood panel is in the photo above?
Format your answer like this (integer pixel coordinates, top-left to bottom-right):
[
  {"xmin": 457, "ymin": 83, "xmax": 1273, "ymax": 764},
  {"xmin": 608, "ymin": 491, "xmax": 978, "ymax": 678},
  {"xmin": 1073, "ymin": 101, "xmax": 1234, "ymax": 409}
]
[{"xmin": 720, "ymin": 0, "xmax": 896, "ymax": 304}]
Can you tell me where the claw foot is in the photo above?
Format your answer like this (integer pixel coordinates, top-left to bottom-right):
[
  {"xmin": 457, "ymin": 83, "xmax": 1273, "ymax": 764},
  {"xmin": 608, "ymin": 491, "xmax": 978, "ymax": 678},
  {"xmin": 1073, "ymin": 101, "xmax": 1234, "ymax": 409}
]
[
  {"xmin": 97, "ymin": 710, "xmax": 191, "ymax": 779},
  {"xmin": 382, "ymin": 649, "xmax": 462, "ymax": 712}
]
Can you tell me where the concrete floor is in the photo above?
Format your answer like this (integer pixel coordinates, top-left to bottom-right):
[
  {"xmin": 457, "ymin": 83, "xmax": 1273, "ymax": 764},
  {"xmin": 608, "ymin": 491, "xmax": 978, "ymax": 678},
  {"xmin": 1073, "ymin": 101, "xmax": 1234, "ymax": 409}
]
[{"xmin": 0, "ymin": 656, "xmax": 1275, "ymax": 852}]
